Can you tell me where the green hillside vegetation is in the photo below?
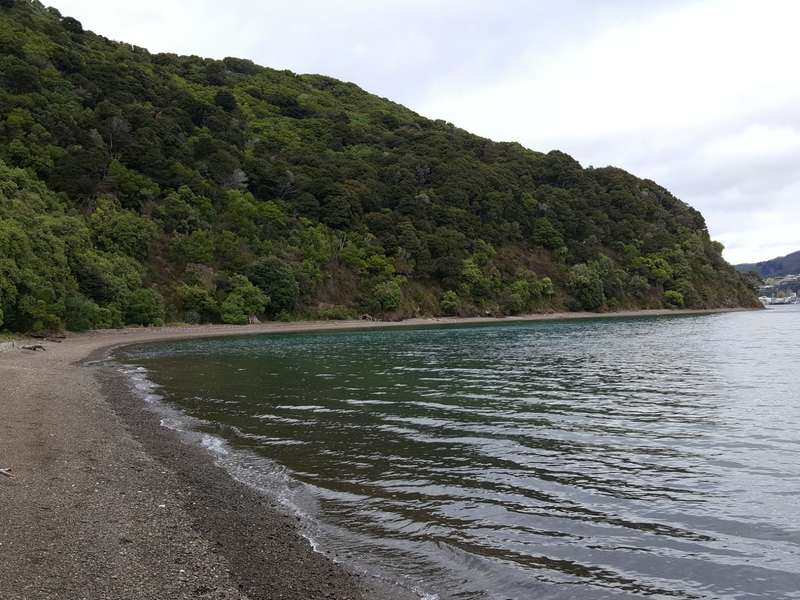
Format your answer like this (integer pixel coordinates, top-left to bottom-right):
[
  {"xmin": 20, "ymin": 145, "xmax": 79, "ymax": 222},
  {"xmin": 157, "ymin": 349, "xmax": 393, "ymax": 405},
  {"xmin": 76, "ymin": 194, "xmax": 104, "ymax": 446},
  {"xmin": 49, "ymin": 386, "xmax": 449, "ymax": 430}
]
[
  {"xmin": 0, "ymin": 0, "xmax": 759, "ymax": 332},
  {"xmin": 735, "ymin": 250, "xmax": 800, "ymax": 279}
]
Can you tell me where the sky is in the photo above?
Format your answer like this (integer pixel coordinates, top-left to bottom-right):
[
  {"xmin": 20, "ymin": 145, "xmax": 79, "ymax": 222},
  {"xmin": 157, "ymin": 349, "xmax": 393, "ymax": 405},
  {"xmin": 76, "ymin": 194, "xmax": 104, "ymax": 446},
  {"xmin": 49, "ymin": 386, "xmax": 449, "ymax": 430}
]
[{"xmin": 50, "ymin": 0, "xmax": 800, "ymax": 265}]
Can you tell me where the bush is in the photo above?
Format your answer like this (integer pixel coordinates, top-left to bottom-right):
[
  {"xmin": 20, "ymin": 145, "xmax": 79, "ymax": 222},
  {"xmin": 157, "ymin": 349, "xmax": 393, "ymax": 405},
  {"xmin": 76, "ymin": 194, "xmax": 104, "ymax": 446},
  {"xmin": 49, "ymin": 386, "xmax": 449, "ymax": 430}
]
[
  {"xmin": 316, "ymin": 305, "xmax": 352, "ymax": 320},
  {"xmin": 91, "ymin": 305, "xmax": 124, "ymax": 329},
  {"xmin": 125, "ymin": 288, "xmax": 165, "ymax": 326},
  {"xmin": 440, "ymin": 290, "xmax": 460, "ymax": 315},
  {"xmin": 18, "ymin": 290, "xmax": 64, "ymax": 332},
  {"xmin": 627, "ymin": 274, "xmax": 650, "ymax": 298},
  {"xmin": 222, "ymin": 274, "xmax": 269, "ymax": 319},
  {"xmin": 184, "ymin": 310, "xmax": 201, "ymax": 324},
  {"xmin": 247, "ymin": 257, "xmax": 299, "ymax": 317},
  {"xmin": 175, "ymin": 284, "xmax": 217, "ymax": 322},
  {"xmin": 675, "ymin": 279, "xmax": 700, "ymax": 307},
  {"xmin": 531, "ymin": 217, "xmax": 564, "ymax": 250},
  {"xmin": 568, "ymin": 264, "xmax": 605, "ymax": 311},
  {"xmin": 220, "ymin": 300, "xmax": 248, "ymax": 324},
  {"xmin": 373, "ymin": 281, "xmax": 402, "ymax": 311},
  {"xmin": 663, "ymin": 290, "xmax": 684, "ymax": 308},
  {"xmin": 64, "ymin": 295, "xmax": 99, "ymax": 332}
]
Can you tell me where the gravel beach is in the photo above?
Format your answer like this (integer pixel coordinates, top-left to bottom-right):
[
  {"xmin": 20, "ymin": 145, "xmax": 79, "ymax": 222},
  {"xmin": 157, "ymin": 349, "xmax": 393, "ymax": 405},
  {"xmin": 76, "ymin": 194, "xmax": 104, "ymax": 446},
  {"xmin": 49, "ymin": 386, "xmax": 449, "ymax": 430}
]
[{"xmin": 0, "ymin": 309, "xmax": 752, "ymax": 599}]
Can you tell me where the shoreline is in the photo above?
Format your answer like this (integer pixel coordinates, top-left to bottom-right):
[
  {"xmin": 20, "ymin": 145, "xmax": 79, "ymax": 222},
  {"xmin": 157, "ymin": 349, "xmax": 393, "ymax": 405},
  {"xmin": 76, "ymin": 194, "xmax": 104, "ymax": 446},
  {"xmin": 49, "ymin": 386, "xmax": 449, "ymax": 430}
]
[
  {"xmin": 0, "ymin": 305, "xmax": 760, "ymax": 355},
  {"xmin": 0, "ymin": 307, "xmax": 755, "ymax": 599}
]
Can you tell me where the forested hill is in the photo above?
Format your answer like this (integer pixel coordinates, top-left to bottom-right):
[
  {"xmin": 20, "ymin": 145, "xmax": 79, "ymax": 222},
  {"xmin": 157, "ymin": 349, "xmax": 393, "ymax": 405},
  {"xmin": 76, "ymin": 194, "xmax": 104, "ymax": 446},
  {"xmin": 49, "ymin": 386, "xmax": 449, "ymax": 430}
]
[
  {"xmin": 735, "ymin": 250, "xmax": 800, "ymax": 278},
  {"xmin": 0, "ymin": 0, "xmax": 759, "ymax": 332}
]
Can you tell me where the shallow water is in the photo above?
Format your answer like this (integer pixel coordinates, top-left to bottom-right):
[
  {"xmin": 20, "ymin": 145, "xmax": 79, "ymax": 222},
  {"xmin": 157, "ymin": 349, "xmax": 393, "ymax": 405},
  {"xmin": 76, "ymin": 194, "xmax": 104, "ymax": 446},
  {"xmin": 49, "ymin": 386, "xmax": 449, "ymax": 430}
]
[{"xmin": 112, "ymin": 307, "xmax": 800, "ymax": 599}]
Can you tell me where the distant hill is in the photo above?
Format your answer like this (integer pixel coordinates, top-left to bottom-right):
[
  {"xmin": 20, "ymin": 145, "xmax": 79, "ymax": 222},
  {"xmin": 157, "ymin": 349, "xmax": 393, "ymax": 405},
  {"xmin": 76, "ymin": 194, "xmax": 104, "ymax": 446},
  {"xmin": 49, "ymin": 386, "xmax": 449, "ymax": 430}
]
[
  {"xmin": 735, "ymin": 251, "xmax": 800, "ymax": 278},
  {"xmin": 0, "ymin": 0, "xmax": 759, "ymax": 332}
]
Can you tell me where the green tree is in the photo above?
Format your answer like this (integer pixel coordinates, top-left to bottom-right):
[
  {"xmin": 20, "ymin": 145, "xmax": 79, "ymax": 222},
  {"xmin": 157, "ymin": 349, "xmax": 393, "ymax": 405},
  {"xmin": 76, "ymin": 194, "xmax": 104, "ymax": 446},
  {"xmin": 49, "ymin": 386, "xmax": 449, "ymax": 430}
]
[
  {"xmin": 568, "ymin": 263, "xmax": 605, "ymax": 311},
  {"xmin": 373, "ymin": 280, "xmax": 402, "ymax": 311},
  {"xmin": 531, "ymin": 217, "xmax": 564, "ymax": 250},
  {"xmin": 741, "ymin": 270, "xmax": 763, "ymax": 293},
  {"xmin": 175, "ymin": 284, "xmax": 218, "ymax": 322},
  {"xmin": 663, "ymin": 290, "xmax": 684, "ymax": 308},
  {"xmin": 220, "ymin": 274, "xmax": 269, "ymax": 324},
  {"xmin": 89, "ymin": 201, "xmax": 158, "ymax": 260},
  {"xmin": 63, "ymin": 294, "xmax": 100, "ymax": 332},
  {"xmin": 440, "ymin": 290, "xmax": 460, "ymax": 315},
  {"xmin": 247, "ymin": 257, "xmax": 300, "ymax": 318},
  {"xmin": 125, "ymin": 288, "xmax": 165, "ymax": 326}
]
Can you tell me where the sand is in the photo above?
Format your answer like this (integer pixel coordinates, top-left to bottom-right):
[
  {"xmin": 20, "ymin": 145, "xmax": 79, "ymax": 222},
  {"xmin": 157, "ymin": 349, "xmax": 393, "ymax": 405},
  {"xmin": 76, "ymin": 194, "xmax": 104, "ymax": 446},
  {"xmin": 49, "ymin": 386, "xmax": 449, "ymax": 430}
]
[{"xmin": 0, "ymin": 309, "xmax": 754, "ymax": 599}]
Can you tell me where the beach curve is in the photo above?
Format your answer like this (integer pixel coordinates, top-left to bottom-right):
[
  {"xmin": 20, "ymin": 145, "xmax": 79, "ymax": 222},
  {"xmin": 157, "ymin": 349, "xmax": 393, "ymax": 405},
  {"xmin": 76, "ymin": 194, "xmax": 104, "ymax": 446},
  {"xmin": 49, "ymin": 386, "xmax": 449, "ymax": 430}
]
[{"xmin": 0, "ymin": 308, "xmax": 753, "ymax": 599}]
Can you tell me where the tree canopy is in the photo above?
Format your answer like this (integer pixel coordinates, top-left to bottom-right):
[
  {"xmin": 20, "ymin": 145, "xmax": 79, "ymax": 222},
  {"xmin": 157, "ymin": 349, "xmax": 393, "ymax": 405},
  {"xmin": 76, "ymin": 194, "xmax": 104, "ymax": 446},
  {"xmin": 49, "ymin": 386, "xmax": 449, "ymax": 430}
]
[{"xmin": 0, "ymin": 0, "xmax": 759, "ymax": 332}]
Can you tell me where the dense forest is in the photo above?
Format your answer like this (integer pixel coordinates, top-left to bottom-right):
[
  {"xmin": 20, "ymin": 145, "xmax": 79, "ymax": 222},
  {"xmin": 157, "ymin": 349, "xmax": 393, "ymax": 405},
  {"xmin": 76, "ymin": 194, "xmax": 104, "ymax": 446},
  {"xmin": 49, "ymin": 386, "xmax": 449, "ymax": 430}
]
[
  {"xmin": 0, "ymin": 0, "xmax": 759, "ymax": 332},
  {"xmin": 735, "ymin": 250, "xmax": 800, "ymax": 279}
]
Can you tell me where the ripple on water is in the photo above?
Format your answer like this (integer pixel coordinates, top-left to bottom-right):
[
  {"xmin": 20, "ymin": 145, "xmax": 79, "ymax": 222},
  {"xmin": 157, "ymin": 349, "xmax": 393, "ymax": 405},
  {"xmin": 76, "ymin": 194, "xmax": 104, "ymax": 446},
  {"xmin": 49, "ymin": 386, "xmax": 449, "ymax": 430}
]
[{"xmin": 112, "ymin": 309, "xmax": 800, "ymax": 600}]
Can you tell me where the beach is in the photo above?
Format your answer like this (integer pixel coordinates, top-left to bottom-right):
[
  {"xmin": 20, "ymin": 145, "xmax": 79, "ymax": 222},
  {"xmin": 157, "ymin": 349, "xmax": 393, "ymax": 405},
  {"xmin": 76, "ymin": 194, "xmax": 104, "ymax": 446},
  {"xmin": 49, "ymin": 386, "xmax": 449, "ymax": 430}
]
[{"xmin": 0, "ymin": 308, "xmax": 753, "ymax": 599}]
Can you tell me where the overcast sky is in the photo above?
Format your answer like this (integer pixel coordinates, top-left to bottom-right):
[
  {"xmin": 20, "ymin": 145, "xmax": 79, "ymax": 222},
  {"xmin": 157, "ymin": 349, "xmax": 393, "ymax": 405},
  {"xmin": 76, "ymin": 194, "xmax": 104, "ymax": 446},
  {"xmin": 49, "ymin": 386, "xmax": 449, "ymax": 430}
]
[{"xmin": 51, "ymin": 0, "xmax": 800, "ymax": 264}]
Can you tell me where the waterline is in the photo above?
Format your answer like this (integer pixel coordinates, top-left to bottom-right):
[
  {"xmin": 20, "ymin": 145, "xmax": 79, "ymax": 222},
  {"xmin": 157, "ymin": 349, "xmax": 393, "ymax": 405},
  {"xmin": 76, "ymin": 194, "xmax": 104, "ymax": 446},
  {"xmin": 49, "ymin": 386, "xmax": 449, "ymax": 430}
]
[{"xmin": 112, "ymin": 309, "xmax": 800, "ymax": 599}]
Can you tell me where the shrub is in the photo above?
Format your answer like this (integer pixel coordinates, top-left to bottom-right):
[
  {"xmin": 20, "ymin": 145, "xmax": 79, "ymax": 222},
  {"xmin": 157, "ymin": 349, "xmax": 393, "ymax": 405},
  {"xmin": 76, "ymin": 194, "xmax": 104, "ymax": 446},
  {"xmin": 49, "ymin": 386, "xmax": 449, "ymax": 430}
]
[
  {"xmin": 373, "ymin": 281, "xmax": 402, "ymax": 311},
  {"xmin": 125, "ymin": 288, "xmax": 165, "ymax": 326},
  {"xmin": 568, "ymin": 264, "xmax": 605, "ymax": 311},
  {"xmin": 440, "ymin": 290, "xmax": 460, "ymax": 315},
  {"xmin": 184, "ymin": 310, "xmax": 201, "ymax": 325},
  {"xmin": 531, "ymin": 217, "xmax": 564, "ymax": 250},
  {"xmin": 220, "ymin": 300, "xmax": 248, "ymax": 324},
  {"xmin": 317, "ymin": 305, "xmax": 351, "ymax": 320},
  {"xmin": 663, "ymin": 290, "xmax": 684, "ymax": 308},
  {"xmin": 91, "ymin": 305, "xmax": 124, "ymax": 329},
  {"xmin": 247, "ymin": 256, "xmax": 299, "ymax": 317},
  {"xmin": 63, "ymin": 295, "xmax": 99, "ymax": 332},
  {"xmin": 175, "ymin": 284, "xmax": 217, "ymax": 322}
]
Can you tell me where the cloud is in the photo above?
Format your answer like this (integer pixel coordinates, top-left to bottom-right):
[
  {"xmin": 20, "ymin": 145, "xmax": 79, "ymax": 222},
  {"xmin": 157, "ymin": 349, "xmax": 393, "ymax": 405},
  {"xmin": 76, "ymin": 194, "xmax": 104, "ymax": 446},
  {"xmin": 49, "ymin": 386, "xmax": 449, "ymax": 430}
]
[{"xmin": 416, "ymin": 0, "xmax": 800, "ymax": 263}]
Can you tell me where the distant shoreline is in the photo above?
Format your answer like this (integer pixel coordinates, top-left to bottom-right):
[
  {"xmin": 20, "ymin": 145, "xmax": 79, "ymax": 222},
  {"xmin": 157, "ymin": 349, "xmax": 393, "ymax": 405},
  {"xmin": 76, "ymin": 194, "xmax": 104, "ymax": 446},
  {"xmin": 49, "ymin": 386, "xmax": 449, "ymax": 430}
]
[{"xmin": 0, "ymin": 305, "xmax": 761, "ymax": 356}]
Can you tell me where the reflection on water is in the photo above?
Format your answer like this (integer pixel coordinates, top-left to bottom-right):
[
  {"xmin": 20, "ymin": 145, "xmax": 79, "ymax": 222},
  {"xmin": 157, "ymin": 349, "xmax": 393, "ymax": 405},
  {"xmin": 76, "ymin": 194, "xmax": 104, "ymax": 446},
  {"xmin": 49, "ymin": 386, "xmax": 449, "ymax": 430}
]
[{"xmin": 114, "ymin": 308, "xmax": 800, "ymax": 599}]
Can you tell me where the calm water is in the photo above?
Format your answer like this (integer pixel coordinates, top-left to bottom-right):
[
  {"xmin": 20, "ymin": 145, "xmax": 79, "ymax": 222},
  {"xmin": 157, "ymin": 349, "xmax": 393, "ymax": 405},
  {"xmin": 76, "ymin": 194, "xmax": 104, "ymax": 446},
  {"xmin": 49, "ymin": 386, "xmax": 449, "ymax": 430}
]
[{"xmin": 112, "ymin": 308, "xmax": 800, "ymax": 600}]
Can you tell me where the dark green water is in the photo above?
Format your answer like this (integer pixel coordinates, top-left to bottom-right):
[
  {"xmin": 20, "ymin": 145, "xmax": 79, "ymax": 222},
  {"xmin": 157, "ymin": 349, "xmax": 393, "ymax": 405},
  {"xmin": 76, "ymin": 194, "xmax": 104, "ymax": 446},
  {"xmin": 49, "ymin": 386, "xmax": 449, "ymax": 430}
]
[{"xmin": 112, "ymin": 308, "xmax": 800, "ymax": 599}]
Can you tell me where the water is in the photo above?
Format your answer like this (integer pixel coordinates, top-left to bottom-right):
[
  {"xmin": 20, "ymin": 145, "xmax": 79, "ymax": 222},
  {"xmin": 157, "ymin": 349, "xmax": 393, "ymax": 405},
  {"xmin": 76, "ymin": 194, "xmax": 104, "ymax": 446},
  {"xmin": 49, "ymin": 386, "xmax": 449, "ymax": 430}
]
[{"xmin": 111, "ymin": 308, "xmax": 800, "ymax": 599}]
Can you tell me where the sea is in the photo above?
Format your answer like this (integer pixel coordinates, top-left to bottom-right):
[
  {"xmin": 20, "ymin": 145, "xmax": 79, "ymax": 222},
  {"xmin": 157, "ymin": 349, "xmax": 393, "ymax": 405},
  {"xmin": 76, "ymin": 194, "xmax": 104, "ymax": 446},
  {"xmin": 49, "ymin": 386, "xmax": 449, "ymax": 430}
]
[{"xmin": 109, "ymin": 306, "xmax": 800, "ymax": 600}]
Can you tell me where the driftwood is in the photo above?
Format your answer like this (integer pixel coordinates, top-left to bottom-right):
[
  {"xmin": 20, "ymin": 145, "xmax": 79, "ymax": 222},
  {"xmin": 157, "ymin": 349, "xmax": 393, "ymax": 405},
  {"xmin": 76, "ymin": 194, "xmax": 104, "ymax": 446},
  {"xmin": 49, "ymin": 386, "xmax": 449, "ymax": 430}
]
[
  {"xmin": 0, "ymin": 468, "xmax": 16, "ymax": 480},
  {"xmin": 360, "ymin": 314, "xmax": 381, "ymax": 322},
  {"xmin": 21, "ymin": 344, "xmax": 46, "ymax": 351},
  {"xmin": 28, "ymin": 333, "xmax": 64, "ymax": 341}
]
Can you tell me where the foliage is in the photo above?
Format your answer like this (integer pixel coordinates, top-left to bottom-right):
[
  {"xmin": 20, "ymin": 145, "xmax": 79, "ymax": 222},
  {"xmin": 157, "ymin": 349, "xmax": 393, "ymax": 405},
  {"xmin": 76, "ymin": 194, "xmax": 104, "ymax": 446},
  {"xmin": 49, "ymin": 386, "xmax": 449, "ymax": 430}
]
[
  {"xmin": 568, "ymin": 263, "xmax": 605, "ymax": 311},
  {"xmin": 0, "ymin": 2, "xmax": 759, "ymax": 332},
  {"xmin": 247, "ymin": 256, "xmax": 299, "ymax": 318},
  {"xmin": 184, "ymin": 310, "xmax": 201, "ymax": 325},
  {"xmin": 663, "ymin": 290, "xmax": 684, "ymax": 308},
  {"xmin": 125, "ymin": 288, "xmax": 165, "ymax": 326},
  {"xmin": 220, "ymin": 274, "xmax": 269, "ymax": 324},
  {"xmin": 373, "ymin": 280, "xmax": 403, "ymax": 311},
  {"xmin": 175, "ymin": 283, "xmax": 217, "ymax": 322},
  {"xmin": 440, "ymin": 290, "xmax": 460, "ymax": 315}
]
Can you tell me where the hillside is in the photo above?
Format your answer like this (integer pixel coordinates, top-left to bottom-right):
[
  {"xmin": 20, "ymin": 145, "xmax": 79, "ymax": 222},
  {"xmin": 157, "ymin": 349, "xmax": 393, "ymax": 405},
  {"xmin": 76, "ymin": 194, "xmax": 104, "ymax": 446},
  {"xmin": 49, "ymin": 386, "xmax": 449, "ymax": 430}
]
[
  {"xmin": 735, "ymin": 250, "xmax": 800, "ymax": 278},
  {"xmin": 0, "ymin": 0, "xmax": 759, "ymax": 332}
]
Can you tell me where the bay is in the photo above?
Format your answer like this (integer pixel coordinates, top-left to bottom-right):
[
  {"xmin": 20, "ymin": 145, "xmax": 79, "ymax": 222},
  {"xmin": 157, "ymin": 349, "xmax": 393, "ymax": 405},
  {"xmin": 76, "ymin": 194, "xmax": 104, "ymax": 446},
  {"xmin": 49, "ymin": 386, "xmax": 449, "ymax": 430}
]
[{"xmin": 111, "ymin": 307, "xmax": 800, "ymax": 599}]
